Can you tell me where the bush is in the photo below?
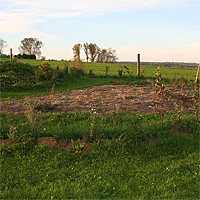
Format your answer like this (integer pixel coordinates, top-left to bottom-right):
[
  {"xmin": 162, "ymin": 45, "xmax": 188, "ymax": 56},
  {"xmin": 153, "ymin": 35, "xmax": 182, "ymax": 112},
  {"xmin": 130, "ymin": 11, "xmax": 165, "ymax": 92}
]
[
  {"xmin": 69, "ymin": 60, "xmax": 85, "ymax": 77},
  {"xmin": 35, "ymin": 62, "xmax": 56, "ymax": 81},
  {"xmin": 0, "ymin": 61, "xmax": 36, "ymax": 87}
]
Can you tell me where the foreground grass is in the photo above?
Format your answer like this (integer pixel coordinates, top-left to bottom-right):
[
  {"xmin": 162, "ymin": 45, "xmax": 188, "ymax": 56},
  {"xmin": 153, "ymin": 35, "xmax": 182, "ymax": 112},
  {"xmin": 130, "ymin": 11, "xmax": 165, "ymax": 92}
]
[
  {"xmin": 1, "ymin": 110, "xmax": 199, "ymax": 199},
  {"xmin": 1, "ymin": 132, "xmax": 199, "ymax": 199}
]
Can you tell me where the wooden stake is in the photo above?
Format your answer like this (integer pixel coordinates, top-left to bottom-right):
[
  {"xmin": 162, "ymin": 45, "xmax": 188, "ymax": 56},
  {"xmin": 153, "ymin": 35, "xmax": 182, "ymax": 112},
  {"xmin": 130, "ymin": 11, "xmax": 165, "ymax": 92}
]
[
  {"xmin": 195, "ymin": 62, "xmax": 199, "ymax": 83},
  {"xmin": 137, "ymin": 54, "xmax": 140, "ymax": 76},
  {"xmin": 10, "ymin": 48, "xmax": 12, "ymax": 61}
]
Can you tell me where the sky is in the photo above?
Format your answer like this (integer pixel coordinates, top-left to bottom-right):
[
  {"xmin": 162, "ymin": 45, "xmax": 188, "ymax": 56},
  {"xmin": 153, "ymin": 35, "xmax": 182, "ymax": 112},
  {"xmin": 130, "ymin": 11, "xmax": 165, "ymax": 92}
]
[{"xmin": 0, "ymin": 0, "xmax": 200, "ymax": 62}]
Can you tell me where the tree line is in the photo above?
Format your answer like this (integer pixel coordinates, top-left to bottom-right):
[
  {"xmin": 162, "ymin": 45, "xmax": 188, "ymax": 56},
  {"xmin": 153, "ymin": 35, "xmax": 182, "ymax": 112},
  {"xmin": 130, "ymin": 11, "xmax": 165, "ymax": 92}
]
[
  {"xmin": 72, "ymin": 43, "xmax": 118, "ymax": 63},
  {"xmin": 0, "ymin": 37, "xmax": 43, "ymax": 59},
  {"xmin": 0, "ymin": 38, "xmax": 118, "ymax": 63}
]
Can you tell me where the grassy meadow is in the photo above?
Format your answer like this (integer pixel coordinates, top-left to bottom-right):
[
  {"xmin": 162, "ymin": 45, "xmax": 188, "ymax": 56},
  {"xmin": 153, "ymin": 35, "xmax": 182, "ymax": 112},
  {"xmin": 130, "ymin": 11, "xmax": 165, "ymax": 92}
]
[
  {"xmin": 0, "ymin": 59, "xmax": 199, "ymax": 199},
  {"xmin": 0, "ymin": 58, "xmax": 198, "ymax": 100}
]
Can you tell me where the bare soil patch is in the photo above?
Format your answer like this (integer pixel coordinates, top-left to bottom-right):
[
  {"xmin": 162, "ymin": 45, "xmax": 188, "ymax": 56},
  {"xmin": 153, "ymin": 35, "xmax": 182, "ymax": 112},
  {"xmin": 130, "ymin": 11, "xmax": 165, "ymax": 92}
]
[
  {"xmin": 1, "ymin": 84, "xmax": 198, "ymax": 150},
  {"xmin": 1, "ymin": 84, "xmax": 197, "ymax": 115}
]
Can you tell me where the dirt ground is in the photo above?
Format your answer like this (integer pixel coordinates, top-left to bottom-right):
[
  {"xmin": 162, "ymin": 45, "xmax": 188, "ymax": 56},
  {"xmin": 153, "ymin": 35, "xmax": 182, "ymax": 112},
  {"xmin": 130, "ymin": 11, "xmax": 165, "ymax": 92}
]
[
  {"xmin": 0, "ymin": 84, "xmax": 197, "ymax": 115},
  {"xmin": 0, "ymin": 84, "xmax": 198, "ymax": 151}
]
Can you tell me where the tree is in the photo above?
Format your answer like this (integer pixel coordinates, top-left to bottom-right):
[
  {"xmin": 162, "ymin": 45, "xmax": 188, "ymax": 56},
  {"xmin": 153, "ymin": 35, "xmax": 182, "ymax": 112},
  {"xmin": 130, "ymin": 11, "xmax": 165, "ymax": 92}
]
[
  {"xmin": 96, "ymin": 49, "xmax": 108, "ymax": 63},
  {"xmin": 0, "ymin": 38, "xmax": 8, "ymax": 54},
  {"xmin": 18, "ymin": 38, "xmax": 43, "ymax": 58},
  {"xmin": 83, "ymin": 43, "xmax": 89, "ymax": 62},
  {"xmin": 89, "ymin": 43, "xmax": 99, "ymax": 62},
  {"xmin": 72, "ymin": 43, "xmax": 82, "ymax": 61},
  {"xmin": 96, "ymin": 48, "xmax": 118, "ymax": 63}
]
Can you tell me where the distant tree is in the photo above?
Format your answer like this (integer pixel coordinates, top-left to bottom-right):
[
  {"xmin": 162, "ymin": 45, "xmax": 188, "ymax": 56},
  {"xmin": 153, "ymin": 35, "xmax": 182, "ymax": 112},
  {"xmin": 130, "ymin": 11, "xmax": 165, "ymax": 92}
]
[
  {"xmin": 97, "ymin": 48, "xmax": 118, "ymax": 63},
  {"xmin": 0, "ymin": 38, "xmax": 8, "ymax": 54},
  {"xmin": 89, "ymin": 43, "xmax": 99, "ymax": 62},
  {"xmin": 96, "ymin": 49, "xmax": 108, "ymax": 63},
  {"xmin": 18, "ymin": 38, "xmax": 43, "ymax": 58},
  {"xmin": 83, "ymin": 42, "xmax": 89, "ymax": 62},
  {"xmin": 72, "ymin": 43, "xmax": 82, "ymax": 61}
]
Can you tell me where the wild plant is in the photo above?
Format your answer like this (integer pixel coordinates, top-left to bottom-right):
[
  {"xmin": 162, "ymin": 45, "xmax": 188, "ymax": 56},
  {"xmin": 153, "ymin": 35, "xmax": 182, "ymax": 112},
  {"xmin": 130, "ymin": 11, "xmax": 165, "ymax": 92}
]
[
  {"xmin": 35, "ymin": 62, "xmax": 55, "ymax": 81},
  {"xmin": 4, "ymin": 98, "xmax": 44, "ymax": 146},
  {"xmin": 189, "ymin": 87, "xmax": 200, "ymax": 128},
  {"xmin": 168, "ymin": 103, "xmax": 185, "ymax": 129},
  {"xmin": 88, "ymin": 69, "xmax": 95, "ymax": 77},
  {"xmin": 177, "ymin": 77, "xmax": 186, "ymax": 94},
  {"xmin": 89, "ymin": 108, "xmax": 106, "ymax": 142},
  {"xmin": 123, "ymin": 65, "xmax": 133, "ymax": 77},
  {"xmin": 35, "ymin": 84, "xmax": 55, "ymax": 112},
  {"xmin": 63, "ymin": 61, "xmax": 69, "ymax": 75},
  {"xmin": 147, "ymin": 78, "xmax": 154, "ymax": 87},
  {"xmin": 69, "ymin": 59, "xmax": 85, "ymax": 77},
  {"xmin": 153, "ymin": 67, "xmax": 170, "ymax": 128},
  {"xmin": 118, "ymin": 66, "xmax": 123, "ymax": 77},
  {"xmin": 105, "ymin": 66, "xmax": 110, "ymax": 77},
  {"xmin": 70, "ymin": 138, "xmax": 85, "ymax": 153}
]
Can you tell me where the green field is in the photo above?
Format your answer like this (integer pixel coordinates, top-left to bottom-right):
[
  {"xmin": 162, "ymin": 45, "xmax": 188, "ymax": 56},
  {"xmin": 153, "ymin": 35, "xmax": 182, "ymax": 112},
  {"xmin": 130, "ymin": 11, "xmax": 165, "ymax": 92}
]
[
  {"xmin": 6, "ymin": 58, "xmax": 197, "ymax": 79},
  {"xmin": 0, "ymin": 59, "xmax": 198, "ymax": 100},
  {"xmin": 0, "ymin": 59, "xmax": 199, "ymax": 199}
]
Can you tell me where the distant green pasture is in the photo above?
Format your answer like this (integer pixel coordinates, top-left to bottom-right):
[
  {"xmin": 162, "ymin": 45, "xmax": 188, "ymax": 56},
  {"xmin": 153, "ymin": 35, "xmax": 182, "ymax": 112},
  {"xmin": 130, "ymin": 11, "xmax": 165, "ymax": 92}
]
[{"xmin": 4, "ymin": 58, "xmax": 197, "ymax": 80}]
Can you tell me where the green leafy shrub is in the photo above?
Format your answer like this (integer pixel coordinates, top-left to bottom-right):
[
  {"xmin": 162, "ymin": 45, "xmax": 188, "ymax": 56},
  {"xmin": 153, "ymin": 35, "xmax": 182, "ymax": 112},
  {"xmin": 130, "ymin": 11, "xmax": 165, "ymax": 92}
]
[
  {"xmin": 36, "ymin": 62, "xmax": 56, "ymax": 81},
  {"xmin": 0, "ymin": 61, "xmax": 36, "ymax": 87},
  {"xmin": 69, "ymin": 60, "xmax": 85, "ymax": 77}
]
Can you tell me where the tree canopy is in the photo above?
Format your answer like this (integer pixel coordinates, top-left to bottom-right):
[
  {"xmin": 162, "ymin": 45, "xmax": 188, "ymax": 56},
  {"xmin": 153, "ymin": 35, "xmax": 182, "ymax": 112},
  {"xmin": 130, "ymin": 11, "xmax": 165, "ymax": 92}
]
[
  {"xmin": 18, "ymin": 38, "xmax": 44, "ymax": 58},
  {"xmin": 72, "ymin": 43, "xmax": 82, "ymax": 61},
  {"xmin": 0, "ymin": 38, "xmax": 8, "ymax": 54}
]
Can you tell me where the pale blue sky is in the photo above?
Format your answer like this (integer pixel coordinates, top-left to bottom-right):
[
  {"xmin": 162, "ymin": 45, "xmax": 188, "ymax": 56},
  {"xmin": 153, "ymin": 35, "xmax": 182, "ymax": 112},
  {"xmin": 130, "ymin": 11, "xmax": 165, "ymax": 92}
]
[{"xmin": 0, "ymin": 0, "xmax": 199, "ymax": 62}]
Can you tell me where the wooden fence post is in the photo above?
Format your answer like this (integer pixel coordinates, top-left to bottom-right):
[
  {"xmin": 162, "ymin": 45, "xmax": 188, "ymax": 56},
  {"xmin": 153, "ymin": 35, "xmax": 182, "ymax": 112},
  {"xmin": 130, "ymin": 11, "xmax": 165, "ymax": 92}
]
[
  {"xmin": 195, "ymin": 62, "xmax": 199, "ymax": 83},
  {"xmin": 10, "ymin": 48, "xmax": 12, "ymax": 61},
  {"xmin": 137, "ymin": 54, "xmax": 140, "ymax": 76}
]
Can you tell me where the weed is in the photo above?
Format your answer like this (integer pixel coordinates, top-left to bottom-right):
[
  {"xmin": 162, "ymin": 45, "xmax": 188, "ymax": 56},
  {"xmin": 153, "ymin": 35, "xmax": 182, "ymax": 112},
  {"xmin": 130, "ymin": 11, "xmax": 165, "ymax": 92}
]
[
  {"xmin": 88, "ymin": 69, "xmax": 95, "ymax": 77},
  {"xmin": 177, "ymin": 77, "xmax": 186, "ymax": 94},
  {"xmin": 36, "ymin": 62, "xmax": 55, "ymax": 81},
  {"xmin": 2, "ymin": 98, "xmax": 44, "ymax": 146},
  {"xmin": 123, "ymin": 65, "xmax": 133, "ymax": 77},
  {"xmin": 105, "ymin": 66, "xmax": 110, "ymax": 77},
  {"xmin": 70, "ymin": 138, "xmax": 85, "ymax": 153},
  {"xmin": 89, "ymin": 109, "xmax": 106, "ymax": 142},
  {"xmin": 118, "ymin": 66, "xmax": 123, "ymax": 77},
  {"xmin": 189, "ymin": 87, "xmax": 200, "ymax": 128},
  {"xmin": 153, "ymin": 67, "xmax": 170, "ymax": 128},
  {"xmin": 35, "ymin": 85, "xmax": 55, "ymax": 112},
  {"xmin": 69, "ymin": 59, "xmax": 85, "ymax": 77},
  {"xmin": 147, "ymin": 78, "xmax": 155, "ymax": 87}
]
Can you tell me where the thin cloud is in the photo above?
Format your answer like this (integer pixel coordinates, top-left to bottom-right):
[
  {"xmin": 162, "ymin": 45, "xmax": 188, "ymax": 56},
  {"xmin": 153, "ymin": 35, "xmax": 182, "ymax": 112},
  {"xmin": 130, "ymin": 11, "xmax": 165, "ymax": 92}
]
[{"xmin": 4, "ymin": 0, "xmax": 198, "ymax": 13}]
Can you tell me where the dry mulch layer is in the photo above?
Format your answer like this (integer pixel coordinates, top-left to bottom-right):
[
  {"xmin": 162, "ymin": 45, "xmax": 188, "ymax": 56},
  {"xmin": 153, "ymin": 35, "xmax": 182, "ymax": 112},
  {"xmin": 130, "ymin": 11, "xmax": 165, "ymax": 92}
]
[{"xmin": 1, "ymin": 84, "xmax": 198, "ymax": 151}]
